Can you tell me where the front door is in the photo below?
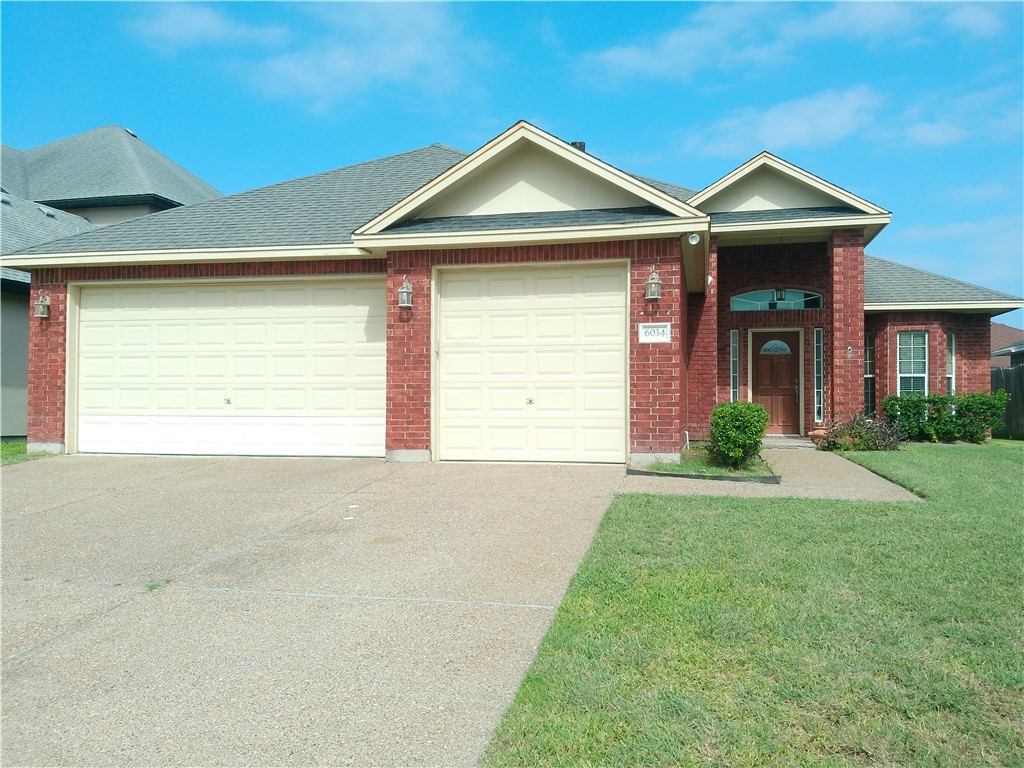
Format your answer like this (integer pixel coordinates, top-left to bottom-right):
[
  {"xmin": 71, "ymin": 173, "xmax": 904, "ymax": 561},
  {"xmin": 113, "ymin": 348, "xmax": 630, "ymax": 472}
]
[{"xmin": 752, "ymin": 331, "xmax": 800, "ymax": 435}]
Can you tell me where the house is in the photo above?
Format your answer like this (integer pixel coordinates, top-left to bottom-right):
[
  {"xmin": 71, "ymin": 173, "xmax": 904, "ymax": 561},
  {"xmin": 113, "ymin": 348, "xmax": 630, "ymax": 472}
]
[
  {"xmin": 991, "ymin": 322, "xmax": 1024, "ymax": 368},
  {"xmin": 3, "ymin": 121, "xmax": 1021, "ymax": 461},
  {"xmin": 1, "ymin": 126, "xmax": 222, "ymax": 438},
  {"xmin": 992, "ymin": 338, "xmax": 1024, "ymax": 368}
]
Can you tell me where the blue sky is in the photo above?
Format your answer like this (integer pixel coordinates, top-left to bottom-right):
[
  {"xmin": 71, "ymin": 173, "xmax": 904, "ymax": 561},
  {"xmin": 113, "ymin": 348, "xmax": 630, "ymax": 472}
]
[{"xmin": 3, "ymin": 1, "xmax": 1022, "ymax": 325}]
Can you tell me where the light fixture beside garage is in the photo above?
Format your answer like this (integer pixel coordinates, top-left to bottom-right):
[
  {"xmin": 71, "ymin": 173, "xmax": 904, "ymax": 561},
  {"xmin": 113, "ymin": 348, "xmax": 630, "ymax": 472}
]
[
  {"xmin": 687, "ymin": 233, "xmax": 701, "ymax": 246},
  {"xmin": 645, "ymin": 268, "xmax": 663, "ymax": 300},
  {"xmin": 33, "ymin": 293, "xmax": 51, "ymax": 319},
  {"xmin": 397, "ymin": 275, "xmax": 413, "ymax": 307}
]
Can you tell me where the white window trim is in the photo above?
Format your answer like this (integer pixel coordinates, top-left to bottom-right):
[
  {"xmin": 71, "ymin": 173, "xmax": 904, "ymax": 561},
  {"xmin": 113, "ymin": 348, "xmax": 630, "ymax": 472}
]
[
  {"xmin": 813, "ymin": 328, "xmax": 824, "ymax": 423},
  {"xmin": 730, "ymin": 329, "xmax": 739, "ymax": 402},
  {"xmin": 946, "ymin": 332, "xmax": 956, "ymax": 395},
  {"xmin": 864, "ymin": 333, "xmax": 876, "ymax": 415},
  {"xmin": 897, "ymin": 331, "xmax": 929, "ymax": 396}
]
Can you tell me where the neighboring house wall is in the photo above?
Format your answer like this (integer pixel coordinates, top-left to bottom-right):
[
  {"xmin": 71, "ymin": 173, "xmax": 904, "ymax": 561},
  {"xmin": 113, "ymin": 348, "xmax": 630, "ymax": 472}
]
[
  {"xmin": 866, "ymin": 311, "xmax": 990, "ymax": 410},
  {"xmin": 1, "ymin": 288, "xmax": 29, "ymax": 436}
]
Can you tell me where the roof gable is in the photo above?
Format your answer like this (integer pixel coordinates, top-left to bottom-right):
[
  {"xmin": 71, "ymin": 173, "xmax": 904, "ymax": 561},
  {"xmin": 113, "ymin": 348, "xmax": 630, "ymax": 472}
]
[
  {"xmin": 357, "ymin": 121, "xmax": 705, "ymax": 236},
  {"xmin": 690, "ymin": 152, "xmax": 887, "ymax": 216}
]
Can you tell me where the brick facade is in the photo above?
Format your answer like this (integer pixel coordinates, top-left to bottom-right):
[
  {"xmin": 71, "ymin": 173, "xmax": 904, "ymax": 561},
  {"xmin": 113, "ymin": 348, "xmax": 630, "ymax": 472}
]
[
  {"xmin": 829, "ymin": 230, "xmax": 866, "ymax": 422},
  {"xmin": 866, "ymin": 311, "xmax": 991, "ymax": 409},
  {"xmin": 684, "ymin": 236, "xmax": 718, "ymax": 437},
  {"xmin": 386, "ymin": 239, "xmax": 686, "ymax": 457}
]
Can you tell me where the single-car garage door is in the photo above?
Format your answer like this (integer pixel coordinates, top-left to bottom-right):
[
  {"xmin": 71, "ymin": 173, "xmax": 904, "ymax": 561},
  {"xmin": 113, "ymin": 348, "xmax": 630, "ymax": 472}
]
[
  {"xmin": 75, "ymin": 279, "xmax": 385, "ymax": 457},
  {"xmin": 437, "ymin": 264, "xmax": 627, "ymax": 463}
]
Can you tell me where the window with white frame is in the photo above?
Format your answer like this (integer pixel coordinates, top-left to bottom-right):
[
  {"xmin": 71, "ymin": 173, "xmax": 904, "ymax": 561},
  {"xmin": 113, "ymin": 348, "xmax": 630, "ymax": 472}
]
[
  {"xmin": 730, "ymin": 330, "xmax": 739, "ymax": 402},
  {"xmin": 946, "ymin": 333, "xmax": 956, "ymax": 395},
  {"xmin": 898, "ymin": 331, "xmax": 928, "ymax": 395},
  {"xmin": 814, "ymin": 328, "xmax": 824, "ymax": 422},
  {"xmin": 864, "ymin": 333, "xmax": 876, "ymax": 415}
]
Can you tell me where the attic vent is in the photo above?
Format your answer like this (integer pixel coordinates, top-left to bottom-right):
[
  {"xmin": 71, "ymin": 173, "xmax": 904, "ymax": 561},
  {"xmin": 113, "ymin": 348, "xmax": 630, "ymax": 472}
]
[
  {"xmin": 570, "ymin": 141, "xmax": 586, "ymax": 153},
  {"xmin": 37, "ymin": 206, "xmax": 57, "ymax": 218},
  {"xmin": 125, "ymin": 128, "xmax": 138, "ymax": 138}
]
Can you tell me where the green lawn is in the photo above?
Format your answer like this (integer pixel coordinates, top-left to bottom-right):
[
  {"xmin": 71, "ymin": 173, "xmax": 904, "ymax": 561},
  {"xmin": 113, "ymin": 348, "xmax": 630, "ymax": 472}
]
[
  {"xmin": 0, "ymin": 440, "xmax": 52, "ymax": 466},
  {"xmin": 484, "ymin": 442, "xmax": 1024, "ymax": 767},
  {"xmin": 648, "ymin": 447, "xmax": 775, "ymax": 478}
]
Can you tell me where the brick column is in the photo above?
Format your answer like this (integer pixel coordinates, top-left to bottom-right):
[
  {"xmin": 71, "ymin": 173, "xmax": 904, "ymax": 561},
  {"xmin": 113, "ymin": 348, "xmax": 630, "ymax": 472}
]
[
  {"xmin": 829, "ymin": 229, "xmax": 865, "ymax": 422},
  {"xmin": 27, "ymin": 275, "xmax": 68, "ymax": 452},
  {"xmin": 385, "ymin": 253, "xmax": 432, "ymax": 461},
  {"xmin": 685, "ymin": 235, "xmax": 718, "ymax": 437}
]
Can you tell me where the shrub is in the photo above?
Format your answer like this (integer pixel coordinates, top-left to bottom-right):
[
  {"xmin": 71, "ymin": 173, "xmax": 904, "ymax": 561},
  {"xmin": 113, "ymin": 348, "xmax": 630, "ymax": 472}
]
[
  {"xmin": 818, "ymin": 413, "xmax": 901, "ymax": 452},
  {"xmin": 880, "ymin": 390, "xmax": 1011, "ymax": 444},
  {"xmin": 708, "ymin": 402, "xmax": 769, "ymax": 468}
]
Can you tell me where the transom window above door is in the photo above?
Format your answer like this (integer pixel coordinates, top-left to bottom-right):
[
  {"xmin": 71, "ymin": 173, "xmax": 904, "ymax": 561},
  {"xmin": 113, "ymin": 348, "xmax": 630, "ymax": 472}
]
[{"xmin": 730, "ymin": 289, "xmax": 823, "ymax": 311}]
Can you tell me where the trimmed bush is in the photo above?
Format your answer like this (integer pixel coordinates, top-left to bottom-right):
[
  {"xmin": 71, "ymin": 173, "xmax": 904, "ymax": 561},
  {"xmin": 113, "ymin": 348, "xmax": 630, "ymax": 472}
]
[
  {"xmin": 880, "ymin": 390, "xmax": 1011, "ymax": 444},
  {"xmin": 708, "ymin": 402, "xmax": 769, "ymax": 468},
  {"xmin": 818, "ymin": 413, "xmax": 901, "ymax": 452}
]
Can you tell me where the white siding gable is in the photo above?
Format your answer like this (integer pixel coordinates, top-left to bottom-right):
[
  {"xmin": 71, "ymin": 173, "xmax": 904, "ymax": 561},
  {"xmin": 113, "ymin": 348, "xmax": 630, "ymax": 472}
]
[{"xmin": 696, "ymin": 166, "xmax": 842, "ymax": 213}]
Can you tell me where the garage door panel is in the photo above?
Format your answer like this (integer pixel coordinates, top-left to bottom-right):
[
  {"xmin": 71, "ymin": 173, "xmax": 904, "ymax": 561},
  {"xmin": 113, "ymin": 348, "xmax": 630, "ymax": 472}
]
[
  {"xmin": 76, "ymin": 279, "xmax": 385, "ymax": 457},
  {"xmin": 438, "ymin": 264, "xmax": 626, "ymax": 463}
]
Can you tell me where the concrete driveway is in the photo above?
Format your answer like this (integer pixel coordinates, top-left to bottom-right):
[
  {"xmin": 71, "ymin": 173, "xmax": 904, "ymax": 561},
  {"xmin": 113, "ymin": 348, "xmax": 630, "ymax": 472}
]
[{"xmin": 1, "ymin": 456, "xmax": 625, "ymax": 767}]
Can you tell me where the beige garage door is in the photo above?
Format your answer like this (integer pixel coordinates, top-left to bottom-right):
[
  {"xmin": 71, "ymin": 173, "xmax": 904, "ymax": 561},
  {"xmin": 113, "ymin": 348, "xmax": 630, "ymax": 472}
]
[
  {"xmin": 75, "ymin": 279, "xmax": 385, "ymax": 456},
  {"xmin": 437, "ymin": 264, "xmax": 627, "ymax": 462}
]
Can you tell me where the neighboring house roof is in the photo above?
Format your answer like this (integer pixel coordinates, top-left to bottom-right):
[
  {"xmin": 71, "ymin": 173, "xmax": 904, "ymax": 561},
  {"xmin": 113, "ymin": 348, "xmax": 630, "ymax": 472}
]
[
  {"xmin": 992, "ymin": 322, "xmax": 1024, "ymax": 366},
  {"xmin": 992, "ymin": 337, "xmax": 1024, "ymax": 356},
  {"xmin": 863, "ymin": 255, "xmax": 1022, "ymax": 310},
  {"xmin": 0, "ymin": 192, "xmax": 94, "ymax": 256},
  {"xmin": 1, "ymin": 126, "xmax": 221, "ymax": 209}
]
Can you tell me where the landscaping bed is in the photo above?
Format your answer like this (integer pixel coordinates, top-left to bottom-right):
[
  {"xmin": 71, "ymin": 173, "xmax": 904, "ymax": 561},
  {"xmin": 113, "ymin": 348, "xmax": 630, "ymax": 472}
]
[{"xmin": 629, "ymin": 446, "xmax": 780, "ymax": 483}]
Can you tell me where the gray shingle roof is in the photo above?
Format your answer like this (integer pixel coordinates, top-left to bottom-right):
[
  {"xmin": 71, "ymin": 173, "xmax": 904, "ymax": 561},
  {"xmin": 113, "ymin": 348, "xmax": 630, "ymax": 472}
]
[
  {"xmin": 1, "ymin": 192, "xmax": 95, "ymax": 256},
  {"xmin": 864, "ymin": 255, "xmax": 1022, "ymax": 305},
  {"xmin": 13, "ymin": 144, "xmax": 469, "ymax": 255},
  {"xmin": 2, "ymin": 126, "xmax": 221, "ymax": 208},
  {"xmin": 711, "ymin": 206, "xmax": 865, "ymax": 225},
  {"xmin": 384, "ymin": 206, "xmax": 678, "ymax": 235},
  {"xmin": 630, "ymin": 174, "xmax": 697, "ymax": 203},
  {"xmin": 992, "ymin": 337, "xmax": 1024, "ymax": 355}
]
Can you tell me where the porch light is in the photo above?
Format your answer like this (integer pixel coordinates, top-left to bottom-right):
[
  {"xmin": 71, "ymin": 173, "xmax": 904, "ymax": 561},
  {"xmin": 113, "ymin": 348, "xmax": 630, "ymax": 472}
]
[
  {"xmin": 774, "ymin": 288, "xmax": 787, "ymax": 302},
  {"xmin": 397, "ymin": 275, "xmax": 413, "ymax": 307},
  {"xmin": 33, "ymin": 294, "xmax": 51, "ymax": 319},
  {"xmin": 687, "ymin": 233, "xmax": 701, "ymax": 246},
  {"xmin": 645, "ymin": 268, "xmax": 663, "ymax": 300}
]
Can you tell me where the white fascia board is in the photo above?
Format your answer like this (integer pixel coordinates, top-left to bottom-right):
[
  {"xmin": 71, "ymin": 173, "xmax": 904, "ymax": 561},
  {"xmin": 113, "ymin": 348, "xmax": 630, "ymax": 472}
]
[
  {"xmin": 0, "ymin": 243, "xmax": 371, "ymax": 269},
  {"xmin": 711, "ymin": 213, "xmax": 891, "ymax": 235},
  {"xmin": 354, "ymin": 218, "xmax": 707, "ymax": 251},
  {"xmin": 356, "ymin": 121, "xmax": 703, "ymax": 235},
  {"xmin": 865, "ymin": 301, "xmax": 1024, "ymax": 312},
  {"xmin": 690, "ymin": 152, "xmax": 889, "ymax": 215}
]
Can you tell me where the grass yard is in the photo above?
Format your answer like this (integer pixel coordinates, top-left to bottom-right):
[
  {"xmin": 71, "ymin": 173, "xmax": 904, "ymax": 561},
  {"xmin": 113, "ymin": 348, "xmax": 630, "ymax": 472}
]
[
  {"xmin": 0, "ymin": 440, "xmax": 51, "ymax": 466},
  {"xmin": 648, "ymin": 446, "xmax": 775, "ymax": 478},
  {"xmin": 484, "ymin": 442, "xmax": 1024, "ymax": 767}
]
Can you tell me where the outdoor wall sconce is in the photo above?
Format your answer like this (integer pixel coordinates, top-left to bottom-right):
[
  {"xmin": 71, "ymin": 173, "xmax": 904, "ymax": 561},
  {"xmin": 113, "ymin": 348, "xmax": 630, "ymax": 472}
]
[
  {"xmin": 397, "ymin": 275, "xmax": 413, "ymax": 307},
  {"xmin": 774, "ymin": 288, "xmax": 787, "ymax": 302},
  {"xmin": 645, "ymin": 268, "xmax": 663, "ymax": 300},
  {"xmin": 33, "ymin": 293, "xmax": 51, "ymax": 318}
]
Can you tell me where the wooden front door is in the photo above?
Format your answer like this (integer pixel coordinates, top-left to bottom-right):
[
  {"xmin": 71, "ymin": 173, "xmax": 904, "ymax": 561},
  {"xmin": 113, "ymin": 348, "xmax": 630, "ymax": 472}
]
[{"xmin": 752, "ymin": 332, "xmax": 800, "ymax": 435}]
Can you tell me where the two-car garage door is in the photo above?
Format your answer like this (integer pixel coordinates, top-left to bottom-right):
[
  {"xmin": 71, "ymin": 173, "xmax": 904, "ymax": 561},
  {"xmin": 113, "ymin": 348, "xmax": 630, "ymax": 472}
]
[{"xmin": 75, "ymin": 279, "xmax": 386, "ymax": 457}]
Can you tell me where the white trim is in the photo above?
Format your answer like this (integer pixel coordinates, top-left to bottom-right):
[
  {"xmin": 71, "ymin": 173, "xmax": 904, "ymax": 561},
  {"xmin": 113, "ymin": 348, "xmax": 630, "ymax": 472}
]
[
  {"xmin": 747, "ymin": 327, "xmax": 804, "ymax": 436},
  {"xmin": 729, "ymin": 329, "xmax": 739, "ymax": 402},
  {"xmin": 354, "ymin": 218, "xmax": 707, "ymax": 251},
  {"xmin": 357, "ymin": 121, "xmax": 705, "ymax": 235},
  {"xmin": 814, "ymin": 327, "xmax": 824, "ymax": 423},
  {"xmin": 689, "ymin": 151, "xmax": 889, "ymax": 215},
  {"xmin": 866, "ymin": 301, "xmax": 1024, "ymax": 312},
  {"xmin": 946, "ymin": 332, "xmax": 956, "ymax": 395},
  {"xmin": 0, "ymin": 243, "xmax": 371, "ymax": 269},
  {"xmin": 711, "ymin": 214, "xmax": 890, "ymax": 234}
]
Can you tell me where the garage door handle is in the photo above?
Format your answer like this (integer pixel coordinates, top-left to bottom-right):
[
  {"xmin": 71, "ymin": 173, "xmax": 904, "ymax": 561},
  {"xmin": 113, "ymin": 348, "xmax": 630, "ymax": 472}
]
[
  {"xmin": 224, "ymin": 398, "xmax": 232, "ymax": 405},
  {"xmin": 526, "ymin": 398, "xmax": 534, "ymax": 405}
]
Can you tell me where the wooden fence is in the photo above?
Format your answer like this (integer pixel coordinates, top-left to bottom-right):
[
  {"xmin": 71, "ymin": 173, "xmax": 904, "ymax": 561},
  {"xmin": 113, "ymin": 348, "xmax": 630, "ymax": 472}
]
[{"xmin": 992, "ymin": 365, "xmax": 1024, "ymax": 440}]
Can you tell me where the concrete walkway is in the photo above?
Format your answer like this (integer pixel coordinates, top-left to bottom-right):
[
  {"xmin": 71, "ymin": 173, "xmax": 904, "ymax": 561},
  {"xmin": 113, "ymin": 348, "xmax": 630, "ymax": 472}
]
[{"xmin": 621, "ymin": 447, "xmax": 921, "ymax": 501}]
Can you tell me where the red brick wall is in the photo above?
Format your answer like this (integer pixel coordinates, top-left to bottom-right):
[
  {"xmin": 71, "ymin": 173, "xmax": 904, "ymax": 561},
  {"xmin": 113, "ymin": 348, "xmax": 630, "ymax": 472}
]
[
  {"xmin": 830, "ymin": 230, "xmax": 866, "ymax": 422},
  {"xmin": 25, "ymin": 260, "xmax": 385, "ymax": 447},
  {"xmin": 387, "ymin": 239, "xmax": 686, "ymax": 455},
  {"xmin": 866, "ymin": 311, "xmax": 992, "ymax": 408},
  {"xmin": 716, "ymin": 241, "xmax": 830, "ymax": 433},
  {"xmin": 684, "ymin": 236, "xmax": 718, "ymax": 436}
]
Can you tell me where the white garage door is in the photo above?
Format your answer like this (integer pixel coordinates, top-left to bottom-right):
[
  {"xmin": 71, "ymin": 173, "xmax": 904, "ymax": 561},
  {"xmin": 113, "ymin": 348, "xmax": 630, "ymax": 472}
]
[
  {"xmin": 437, "ymin": 264, "xmax": 627, "ymax": 462},
  {"xmin": 75, "ymin": 279, "xmax": 385, "ymax": 457}
]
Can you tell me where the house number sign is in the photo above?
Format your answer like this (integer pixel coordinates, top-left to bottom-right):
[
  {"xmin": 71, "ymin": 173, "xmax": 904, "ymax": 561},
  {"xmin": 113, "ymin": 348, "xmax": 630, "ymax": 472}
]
[{"xmin": 638, "ymin": 323, "xmax": 671, "ymax": 344}]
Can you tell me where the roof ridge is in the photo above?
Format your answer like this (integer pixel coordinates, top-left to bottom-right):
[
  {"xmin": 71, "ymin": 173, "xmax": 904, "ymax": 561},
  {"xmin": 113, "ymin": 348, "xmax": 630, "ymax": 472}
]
[{"xmin": 866, "ymin": 254, "xmax": 1022, "ymax": 301}]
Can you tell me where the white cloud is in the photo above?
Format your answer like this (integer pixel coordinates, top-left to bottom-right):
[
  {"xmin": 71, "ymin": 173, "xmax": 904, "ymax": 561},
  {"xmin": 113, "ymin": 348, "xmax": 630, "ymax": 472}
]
[
  {"xmin": 953, "ymin": 182, "xmax": 1012, "ymax": 203},
  {"xmin": 903, "ymin": 121, "xmax": 969, "ymax": 147},
  {"xmin": 944, "ymin": 4, "xmax": 1005, "ymax": 38},
  {"xmin": 248, "ymin": 5, "xmax": 471, "ymax": 111},
  {"xmin": 681, "ymin": 86, "xmax": 883, "ymax": 156},
  {"xmin": 129, "ymin": 4, "xmax": 287, "ymax": 50}
]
